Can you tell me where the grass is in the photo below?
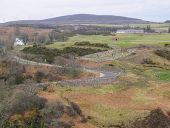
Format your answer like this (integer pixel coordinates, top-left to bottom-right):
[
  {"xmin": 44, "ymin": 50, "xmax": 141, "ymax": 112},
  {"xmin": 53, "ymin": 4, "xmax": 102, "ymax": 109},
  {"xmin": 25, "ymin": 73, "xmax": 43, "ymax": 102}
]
[
  {"xmin": 46, "ymin": 42, "xmax": 73, "ymax": 49},
  {"xmin": 46, "ymin": 35, "xmax": 114, "ymax": 49},
  {"xmin": 115, "ymin": 33, "xmax": 170, "ymax": 47},
  {"xmin": 46, "ymin": 33, "xmax": 170, "ymax": 49},
  {"xmin": 162, "ymin": 91, "xmax": 170, "ymax": 99},
  {"xmin": 14, "ymin": 31, "xmax": 170, "ymax": 127},
  {"xmin": 66, "ymin": 84, "xmax": 129, "ymax": 95},
  {"xmin": 90, "ymin": 104, "xmax": 148, "ymax": 127},
  {"xmin": 154, "ymin": 70, "xmax": 170, "ymax": 81},
  {"xmin": 132, "ymin": 89, "xmax": 153, "ymax": 104},
  {"xmin": 44, "ymin": 56, "xmax": 169, "ymax": 127},
  {"xmin": 53, "ymin": 84, "xmax": 129, "ymax": 97}
]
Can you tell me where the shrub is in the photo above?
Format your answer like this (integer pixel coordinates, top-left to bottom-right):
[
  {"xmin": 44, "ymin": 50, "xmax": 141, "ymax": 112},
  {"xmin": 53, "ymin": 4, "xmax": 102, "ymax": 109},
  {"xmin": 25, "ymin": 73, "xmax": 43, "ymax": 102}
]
[
  {"xmin": 7, "ymin": 109, "xmax": 41, "ymax": 128},
  {"xmin": 35, "ymin": 71, "xmax": 45, "ymax": 83},
  {"xmin": 9, "ymin": 92, "xmax": 47, "ymax": 114},
  {"xmin": 15, "ymin": 75, "xmax": 25, "ymax": 85},
  {"xmin": 23, "ymin": 45, "xmax": 105, "ymax": 63},
  {"xmin": 66, "ymin": 106, "xmax": 77, "ymax": 117},
  {"xmin": 142, "ymin": 58, "xmax": 156, "ymax": 65},
  {"xmin": 49, "ymin": 120, "xmax": 72, "ymax": 128},
  {"xmin": 63, "ymin": 47, "xmax": 104, "ymax": 56},
  {"xmin": 155, "ymin": 49, "xmax": 170, "ymax": 60},
  {"xmin": 44, "ymin": 55, "xmax": 54, "ymax": 64},
  {"xmin": 65, "ymin": 68, "xmax": 81, "ymax": 78},
  {"xmin": 41, "ymin": 102, "xmax": 65, "ymax": 118},
  {"xmin": 1, "ymin": 91, "xmax": 47, "ymax": 128},
  {"xmin": 46, "ymin": 85, "xmax": 56, "ymax": 93},
  {"xmin": 69, "ymin": 102, "xmax": 82, "ymax": 116}
]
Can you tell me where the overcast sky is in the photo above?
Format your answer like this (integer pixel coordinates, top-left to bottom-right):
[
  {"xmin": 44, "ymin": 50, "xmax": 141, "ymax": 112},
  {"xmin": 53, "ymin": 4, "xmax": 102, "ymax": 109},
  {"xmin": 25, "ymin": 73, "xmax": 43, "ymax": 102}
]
[{"xmin": 0, "ymin": 0, "xmax": 170, "ymax": 23}]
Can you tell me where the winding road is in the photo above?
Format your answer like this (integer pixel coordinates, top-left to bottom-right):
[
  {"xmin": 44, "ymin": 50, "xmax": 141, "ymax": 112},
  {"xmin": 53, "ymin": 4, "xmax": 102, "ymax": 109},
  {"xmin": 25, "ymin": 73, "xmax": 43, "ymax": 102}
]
[{"xmin": 9, "ymin": 49, "xmax": 130, "ymax": 86}]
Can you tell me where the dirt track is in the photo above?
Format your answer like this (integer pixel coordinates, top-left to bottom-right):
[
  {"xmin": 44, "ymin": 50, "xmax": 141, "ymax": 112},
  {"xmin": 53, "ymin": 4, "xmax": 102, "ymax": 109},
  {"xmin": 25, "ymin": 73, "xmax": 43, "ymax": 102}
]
[{"xmin": 9, "ymin": 53, "xmax": 123, "ymax": 86}]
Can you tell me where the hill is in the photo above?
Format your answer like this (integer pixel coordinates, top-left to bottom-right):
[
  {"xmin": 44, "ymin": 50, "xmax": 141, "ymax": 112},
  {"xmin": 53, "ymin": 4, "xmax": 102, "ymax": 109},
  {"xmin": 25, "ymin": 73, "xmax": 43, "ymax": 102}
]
[
  {"xmin": 165, "ymin": 20, "xmax": 170, "ymax": 23},
  {"xmin": 1, "ymin": 14, "xmax": 151, "ymax": 27}
]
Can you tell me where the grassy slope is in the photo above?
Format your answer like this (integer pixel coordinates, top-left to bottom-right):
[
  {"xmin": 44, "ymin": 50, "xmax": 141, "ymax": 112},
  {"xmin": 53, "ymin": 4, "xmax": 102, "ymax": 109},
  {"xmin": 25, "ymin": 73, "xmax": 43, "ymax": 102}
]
[
  {"xmin": 46, "ymin": 33, "xmax": 170, "ymax": 49},
  {"xmin": 115, "ymin": 33, "xmax": 170, "ymax": 47},
  {"xmin": 63, "ymin": 49, "xmax": 169, "ymax": 127},
  {"xmin": 154, "ymin": 70, "xmax": 170, "ymax": 81},
  {"xmin": 15, "ymin": 31, "xmax": 170, "ymax": 127}
]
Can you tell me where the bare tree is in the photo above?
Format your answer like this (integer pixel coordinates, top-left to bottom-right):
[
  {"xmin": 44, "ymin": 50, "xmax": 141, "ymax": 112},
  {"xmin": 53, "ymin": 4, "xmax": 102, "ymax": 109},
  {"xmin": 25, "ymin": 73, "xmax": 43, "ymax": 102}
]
[
  {"xmin": 20, "ymin": 33, "xmax": 29, "ymax": 44},
  {"xmin": 37, "ymin": 34, "xmax": 49, "ymax": 44},
  {"xmin": 48, "ymin": 30, "xmax": 56, "ymax": 42},
  {"xmin": 14, "ymin": 26, "xmax": 21, "ymax": 37}
]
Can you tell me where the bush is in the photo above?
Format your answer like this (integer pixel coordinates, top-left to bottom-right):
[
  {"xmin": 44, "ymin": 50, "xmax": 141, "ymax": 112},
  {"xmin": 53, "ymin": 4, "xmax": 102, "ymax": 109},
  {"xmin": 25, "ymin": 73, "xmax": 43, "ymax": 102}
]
[
  {"xmin": 69, "ymin": 102, "xmax": 82, "ymax": 116},
  {"xmin": 41, "ymin": 102, "xmax": 65, "ymax": 118},
  {"xmin": 65, "ymin": 68, "xmax": 81, "ymax": 78},
  {"xmin": 9, "ymin": 92, "xmax": 47, "ymax": 114},
  {"xmin": 35, "ymin": 71, "xmax": 45, "ymax": 83},
  {"xmin": 7, "ymin": 109, "xmax": 42, "ymax": 128},
  {"xmin": 142, "ymin": 58, "xmax": 156, "ymax": 65},
  {"xmin": 63, "ymin": 47, "xmax": 104, "ymax": 56},
  {"xmin": 15, "ymin": 75, "xmax": 25, "ymax": 84},
  {"xmin": 66, "ymin": 106, "xmax": 77, "ymax": 117},
  {"xmin": 44, "ymin": 55, "xmax": 54, "ymax": 64},
  {"xmin": 155, "ymin": 49, "xmax": 170, "ymax": 60},
  {"xmin": 49, "ymin": 120, "xmax": 72, "ymax": 128},
  {"xmin": 23, "ymin": 45, "xmax": 106, "ymax": 63},
  {"xmin": 1, "ymin": 91, "xmax": 47, "ymax": 128}
]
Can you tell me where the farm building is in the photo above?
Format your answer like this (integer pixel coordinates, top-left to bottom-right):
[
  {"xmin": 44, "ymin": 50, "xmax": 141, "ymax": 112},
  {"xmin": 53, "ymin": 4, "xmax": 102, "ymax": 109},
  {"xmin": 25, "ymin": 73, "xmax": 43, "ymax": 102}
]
[
  {"xmin": 116, "ymin": 29, "xmax": 144, "ymax": 34},
  {"xmin": 0, "ymin": 44, "xmax": 6, "ymax": 55},
  {"xmin": 14, "ymin": 38, "xmax": 24, "ymax": 46}
]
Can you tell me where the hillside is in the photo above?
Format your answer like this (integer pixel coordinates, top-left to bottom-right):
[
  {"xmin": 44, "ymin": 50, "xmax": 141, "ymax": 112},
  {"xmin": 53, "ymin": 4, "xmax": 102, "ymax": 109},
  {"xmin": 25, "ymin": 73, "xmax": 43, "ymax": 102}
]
[
  {"xmin": 165, "ymin": 20, "xmax": 170, "ymax": 23},
  {"xmin": 2, "ymin": 14, "xmax": 151, "ymax": 27}
]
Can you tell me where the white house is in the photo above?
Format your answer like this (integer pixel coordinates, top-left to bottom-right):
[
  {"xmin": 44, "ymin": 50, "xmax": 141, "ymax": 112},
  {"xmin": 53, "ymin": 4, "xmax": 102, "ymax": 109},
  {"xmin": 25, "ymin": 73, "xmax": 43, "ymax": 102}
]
[
  {"xmin": 14, "ymin": 38, "xmax": 24, "ymax": 46},
  {"xmin": 116, "ymin": 29, "xmax": 144, "ymax": 34}
]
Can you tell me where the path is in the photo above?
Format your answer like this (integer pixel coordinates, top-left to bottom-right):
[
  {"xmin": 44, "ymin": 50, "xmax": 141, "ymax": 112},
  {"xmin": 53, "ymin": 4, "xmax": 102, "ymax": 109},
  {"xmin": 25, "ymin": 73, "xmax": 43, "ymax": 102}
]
[{"xmin": 8, "ymin": 48, "xmax": 132, "ymax": 86}]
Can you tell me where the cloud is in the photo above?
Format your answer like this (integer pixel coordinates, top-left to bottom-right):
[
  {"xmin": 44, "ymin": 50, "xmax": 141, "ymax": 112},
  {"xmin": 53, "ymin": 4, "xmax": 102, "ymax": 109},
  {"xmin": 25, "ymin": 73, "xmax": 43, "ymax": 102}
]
[{"xmin": 0, "ymin": 0, "xmax": 170, "ymax": 22}]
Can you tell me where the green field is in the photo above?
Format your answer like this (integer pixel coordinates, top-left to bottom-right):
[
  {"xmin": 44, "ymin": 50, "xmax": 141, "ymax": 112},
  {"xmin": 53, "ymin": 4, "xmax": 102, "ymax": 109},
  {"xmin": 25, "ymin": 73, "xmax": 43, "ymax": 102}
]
[
  {"xmin": 129, "ymin": 23, "xmax": 170, "ymax": 30},
  {"xmin": 8, "ymin": 29, "xmax": 170, "ymax": 128},
  {"xmin": 155, "ymin": 70, "xmax": 170, "ymax": 81},
  {"xmin": 46, "ymin": 33, "xmax": 170, "ymax": 49}
]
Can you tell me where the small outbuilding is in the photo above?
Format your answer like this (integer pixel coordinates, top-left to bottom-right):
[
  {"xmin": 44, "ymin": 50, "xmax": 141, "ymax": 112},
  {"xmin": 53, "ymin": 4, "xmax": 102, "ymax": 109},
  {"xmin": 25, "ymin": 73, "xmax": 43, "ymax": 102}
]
[{"xmin": 14, "ymin": 38, "xmax": 24, "ymax": 46}]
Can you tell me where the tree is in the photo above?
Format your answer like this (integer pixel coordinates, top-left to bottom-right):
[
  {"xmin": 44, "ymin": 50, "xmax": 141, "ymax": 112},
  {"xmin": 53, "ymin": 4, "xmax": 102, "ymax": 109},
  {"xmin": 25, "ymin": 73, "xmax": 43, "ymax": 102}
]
[
  {"xmin": 6, "ymin": 32, "xmax": 16, "ymax": 49},
  {"xmin": 14, "ymin": 26, "xmax": 21, "ymax": 37},
  {"xmin": 48, "ymin": 30, "xmax": 56, "ymax": 42},
  {"xmin": 146, "ymin": 25, "xmax": 151, "ymax": 32},
  {"xmin": 37, "ymin": 34, "xmax": 49, "ymax": 44},
  {"xmin": 20, "ymin": 33, "xmax": 29, "ymax": 44},
  {"xmin": 32, "ymin": 32, "xmax": 38, "ymax": 43}
]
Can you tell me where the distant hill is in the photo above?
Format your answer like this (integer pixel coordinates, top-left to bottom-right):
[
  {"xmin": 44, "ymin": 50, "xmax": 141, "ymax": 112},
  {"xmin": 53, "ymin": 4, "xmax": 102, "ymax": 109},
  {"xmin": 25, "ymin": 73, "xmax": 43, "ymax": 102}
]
[
  {"xmin": 165, "ymin": 20, "xmax": 170, "ymax": 23},
  {"xmin": 1, "ymin": 14, "xmax": 151, "ymax": 27}
]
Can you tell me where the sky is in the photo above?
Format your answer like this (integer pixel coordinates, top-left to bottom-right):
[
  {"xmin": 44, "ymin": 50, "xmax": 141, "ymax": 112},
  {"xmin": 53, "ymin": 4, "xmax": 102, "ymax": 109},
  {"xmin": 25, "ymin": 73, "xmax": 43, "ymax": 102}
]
[{"xmin": 0, "ymin": 0, "xmax": 170, "ymax": 23}]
